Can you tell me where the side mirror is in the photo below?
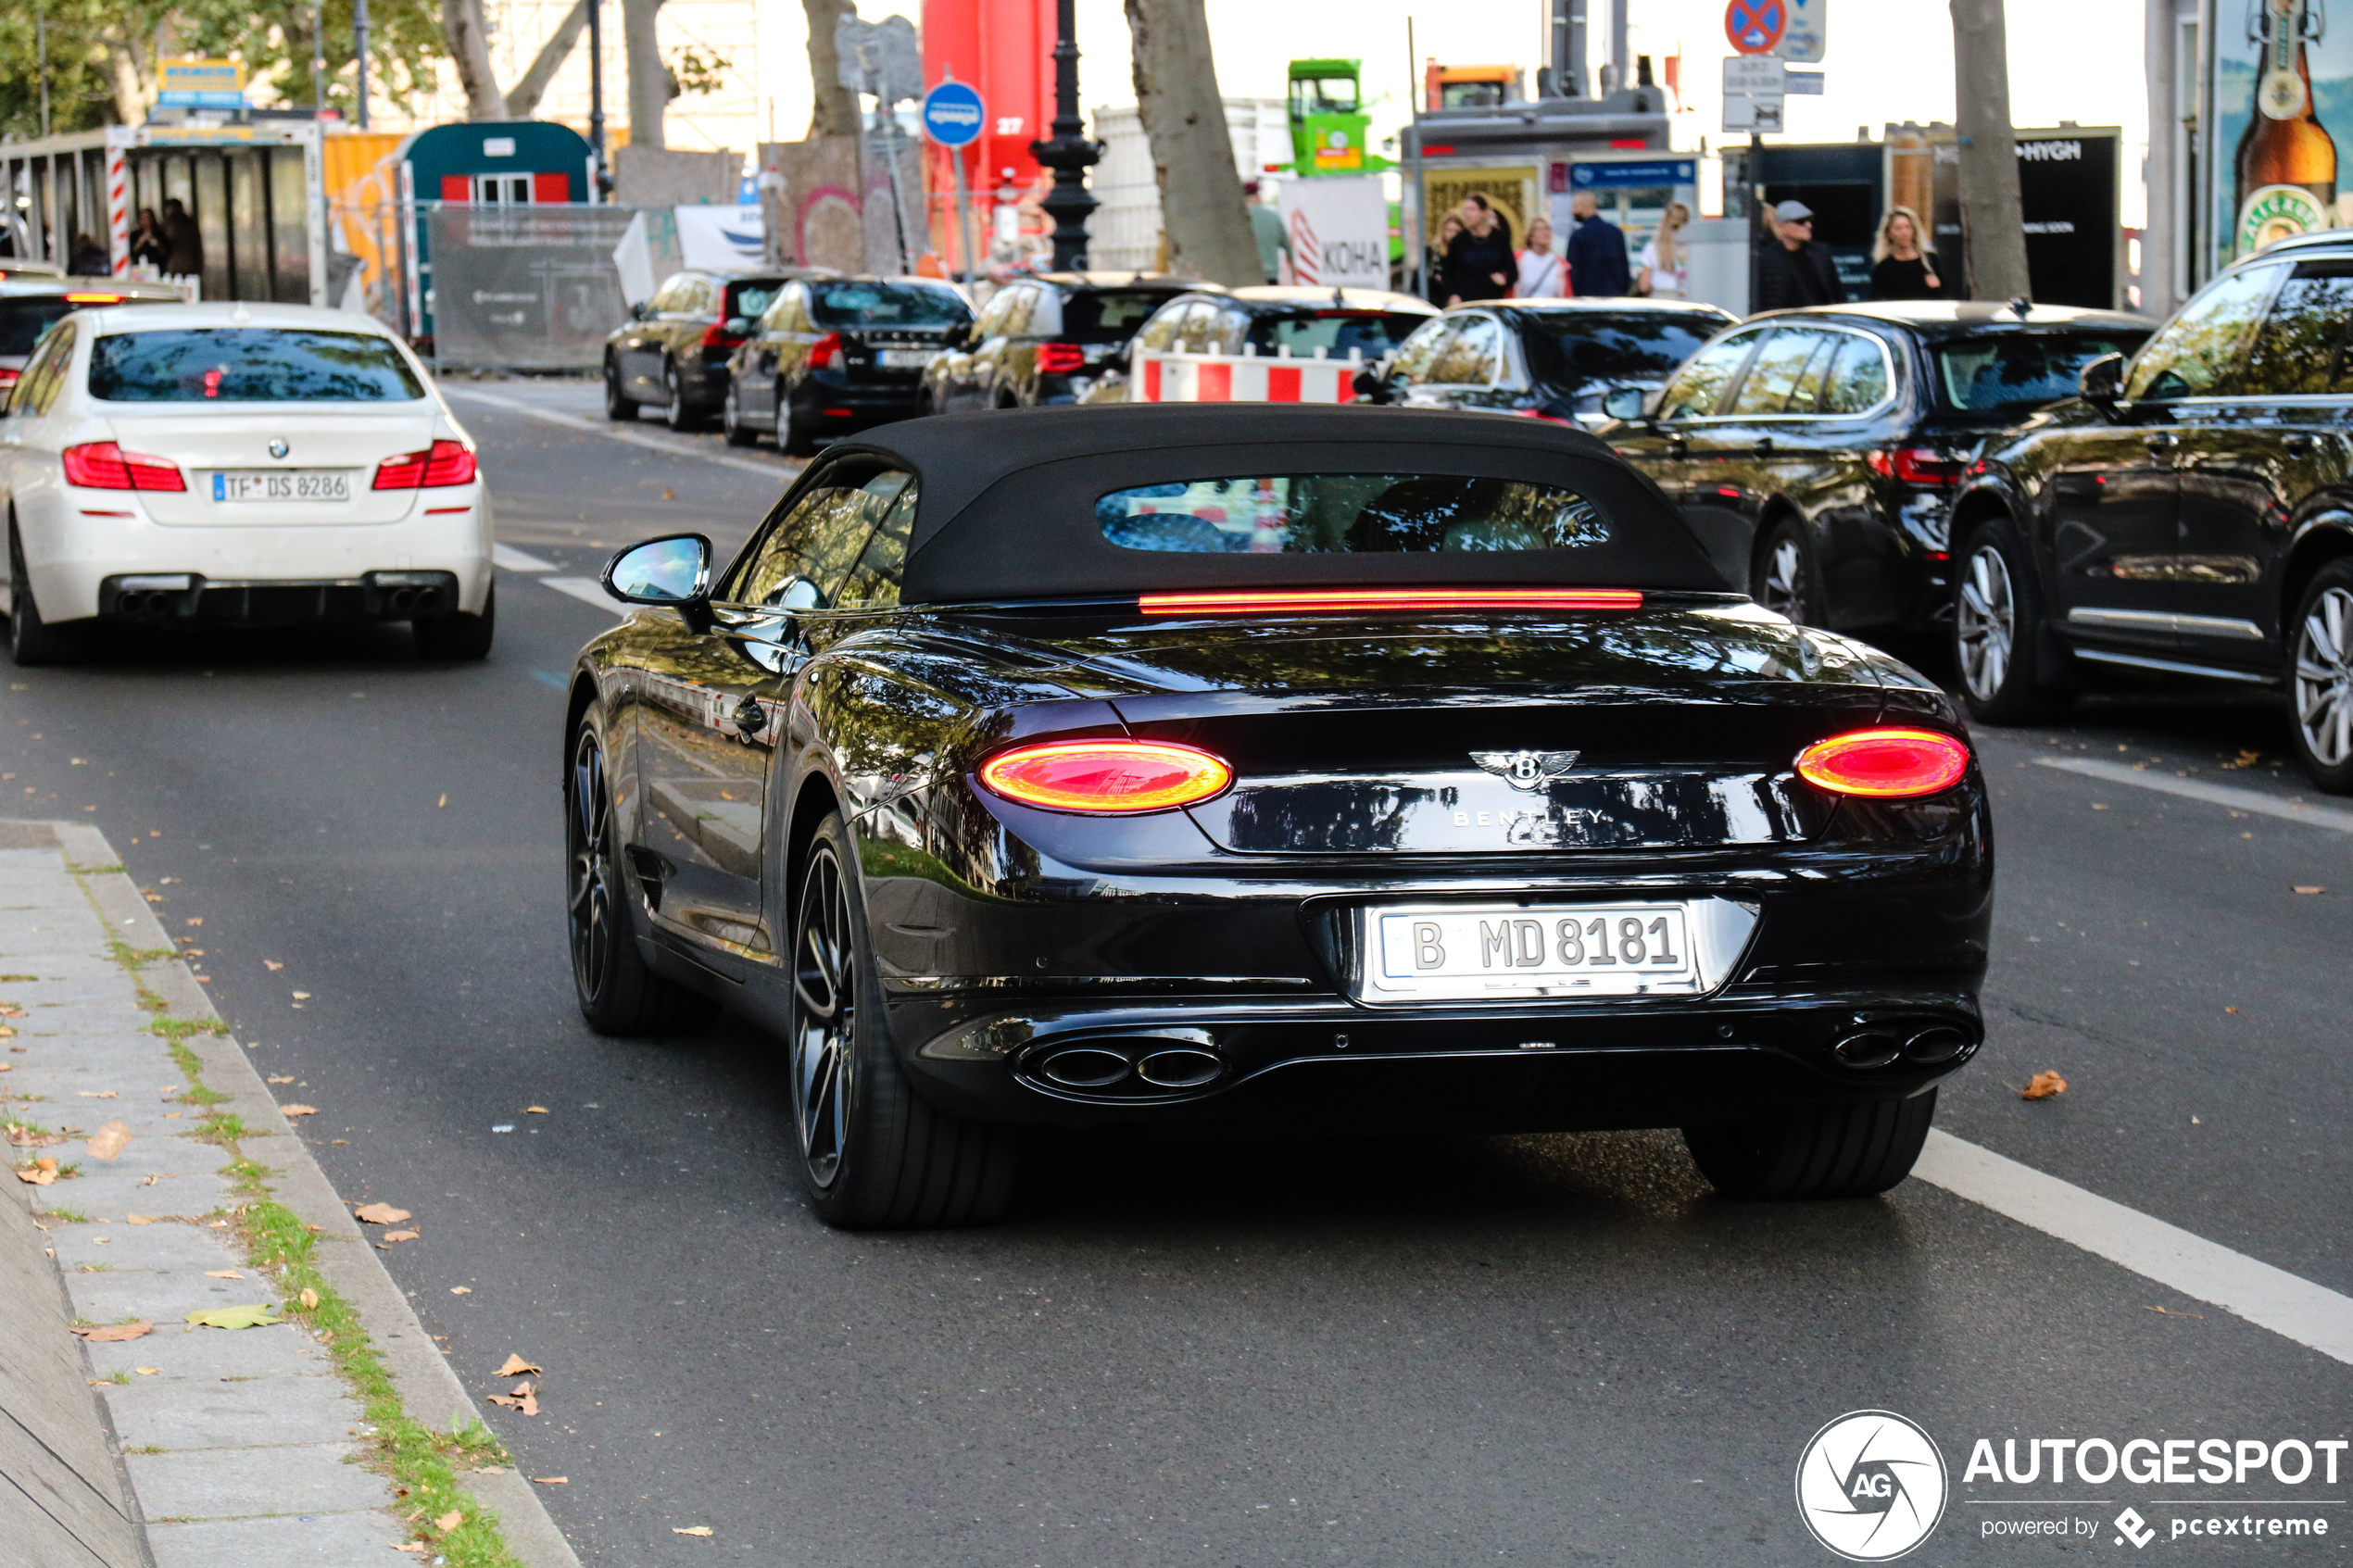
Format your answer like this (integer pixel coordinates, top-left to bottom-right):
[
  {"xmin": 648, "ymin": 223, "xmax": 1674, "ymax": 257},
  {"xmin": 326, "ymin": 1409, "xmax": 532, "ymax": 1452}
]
[
  {"xmin": 2079, "ymin": 352, "xmax": 2124, "ymax": 409},
  {"xmin": 602, "ymin": 534, "xmax": 713, "ymax": 628},
  {"xmin": 1602, "ymin": 386, "xmax": 1649, "ymax": 422}
]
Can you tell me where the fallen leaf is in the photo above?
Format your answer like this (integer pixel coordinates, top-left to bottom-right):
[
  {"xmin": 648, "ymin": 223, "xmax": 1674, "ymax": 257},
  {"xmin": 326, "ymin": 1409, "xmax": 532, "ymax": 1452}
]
[
  {"xmin": 496, "ymin": 1353, "xmax": 542, "ymax": 1377},
  {"xmin": 77, "ymin": 1091, "xmax": 120, "ymax": 1099},
  {"xmin": 661, "ymin": 488, "xmax": 676, "ymax": 501},
  {"xmin": 126, "ymin": 1213, "xmax": 157, "ymax": 1224},
  {"xmin": 2293, "ymin": 884, "xmax": 2325, "ymax": 895},
  {"xmin": 450, "ymin": 1286, "xmax": 472, "ymax": 1295},
  {"xmin": 133, "ymin": 1367, "xmax": 159, "ymax": 1374},
  {"xmin": 184, "ymin": 1304, "xmax": 282, "ymax": 1330},
  {"xmin": 379, "ymin": 1229, "xmax": 419, "ymax": 1243},
  {"xmin": 2020, "ymin": 1070, "xmax": 2068, "ymax": 1100},
  {"xmin": 186, "ymin": 919, "xmax": 202, "ymax": 927},
  {"xmin": 70, "ymin": 1320, "xmax": 151, "ymax": 1342},
  {"xmin": 434, "ymin": 1509, "xmax": 462, "ymax": 1531},
  {"xmin": 0, "ymin": 1063, "xmax": 10, "ymax": 1072},
  {"xmin": 2224, "ymin": 1006, "xmax": 2241, "ymax": 1014},
  {"xmin": 264, "ymin": 960, "xmax": 283, "ymax": 971},
  {"xmin": 524, "ymin": 1106, "xmax": 549, "ymax": 1114},
  {"xmin": 2145, "ymin": 1304, "xmax": 2205, "ymax": 1318},
  {"xmin": 203, "ymin": 1270, "xmax": 243, "ymax": 1279},
  {"xmin": 6, "ymin": 1127, "xmax": 66, "ymax": 1148},
  {"xmin": 390, "ymin": 1544, "xmax": 426, "ymax": 1555},
  {"xmin": 291, "ymin": 991, "xmax": 310, "ymax": 1000},
  {"xmin": 673, "ymin": 1526, "xmax": 712, "ymax": 1537},
  {"xmin": 279, "ymin": 1104, "xmax": 318, "ymax": 1117},
  {"xmin": 354, "ymin": 1203, "xmax": 411, "ymax": 1224},
  {"xmin": 86, "ymin": 1122, "xmax": 132, "ymax": 1160},
  {"xmin": 436, "ymin": 794, "xmax": 447, "ymax": 809},
  {"xmin": 268, "ymin": 1075, "xmax": 295, "ymax": 1084},
  {"xmin": 531, "ymin": 1475, "xmax": 567, "ymax": 1485},
  {"xmin": 16, "ymin": 1164, "xmax": 55, "ymax": 1185}
]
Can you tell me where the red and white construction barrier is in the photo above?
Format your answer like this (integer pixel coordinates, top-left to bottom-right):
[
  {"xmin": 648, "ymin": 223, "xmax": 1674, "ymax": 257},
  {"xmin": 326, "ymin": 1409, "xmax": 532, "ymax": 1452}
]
[
  {"xmin": 107, "ymin": 146, "xmax": 130, "ymax": 276},
  {"xmin": 1134, "ymin": 345, "xmax": 1363, "ymax": 406}
]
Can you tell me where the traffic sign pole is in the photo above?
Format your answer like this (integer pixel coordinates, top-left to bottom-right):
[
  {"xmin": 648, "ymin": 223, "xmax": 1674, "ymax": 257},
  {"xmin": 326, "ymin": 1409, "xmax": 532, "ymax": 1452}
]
[{"xmin": 922, "ymin": 75, "xmax": 988, "ymax": 284}]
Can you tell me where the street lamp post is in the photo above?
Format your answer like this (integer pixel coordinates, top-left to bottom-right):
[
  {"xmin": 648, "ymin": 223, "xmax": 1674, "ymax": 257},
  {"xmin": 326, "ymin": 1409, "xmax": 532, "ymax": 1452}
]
[
  {"xmin": 354, "ymin": 0, "xmax": 371, "ymax": 130},
  {"xmin": 1027, "ymin": 0, "xmax": 1099, "ymax": 271},
  {"xmin": 586, "ymin": 0, "xmax": 609, "ymax": 198}
]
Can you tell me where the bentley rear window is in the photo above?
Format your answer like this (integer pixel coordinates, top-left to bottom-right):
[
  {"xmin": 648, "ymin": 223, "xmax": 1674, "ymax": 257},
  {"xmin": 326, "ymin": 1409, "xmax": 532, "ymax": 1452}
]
[{"xmin": 1098, "ymin": 474, "xmax": 1607, "ymax": 554}]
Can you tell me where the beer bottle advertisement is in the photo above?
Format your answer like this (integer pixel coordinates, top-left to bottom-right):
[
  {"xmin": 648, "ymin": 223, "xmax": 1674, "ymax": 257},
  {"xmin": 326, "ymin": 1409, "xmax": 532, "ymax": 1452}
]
[{"xmin": 2222, "ymin": 0, "xmax": 2343, "ymax": 258}]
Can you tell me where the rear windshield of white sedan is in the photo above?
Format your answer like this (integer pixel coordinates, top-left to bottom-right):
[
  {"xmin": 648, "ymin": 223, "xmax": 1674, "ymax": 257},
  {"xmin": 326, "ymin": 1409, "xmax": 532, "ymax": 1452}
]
[{"xmin": 89, "ymin": 328, "xmax": 426, "ymax": 402}]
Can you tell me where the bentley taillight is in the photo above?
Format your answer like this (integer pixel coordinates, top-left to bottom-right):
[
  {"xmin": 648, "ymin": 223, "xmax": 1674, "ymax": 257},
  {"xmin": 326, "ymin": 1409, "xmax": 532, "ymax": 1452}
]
[
  {"xmin": 978, "ymin": 739, "xmax": 1233, "ymax": 814},
  {"xmin": 1794, "ymin": 728, "xmax": 1970, "ymax": 797},
  {"xmin": 62, "ymin": 442, "xmax": 184, "ymax": 491}
]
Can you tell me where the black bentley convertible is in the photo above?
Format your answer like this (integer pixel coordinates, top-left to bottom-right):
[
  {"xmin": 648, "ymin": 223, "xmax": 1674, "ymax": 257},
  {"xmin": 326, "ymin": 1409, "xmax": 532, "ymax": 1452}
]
[{"xmin": 564, "ymin": 405, "xmax": 1991, "ymax": 1228}]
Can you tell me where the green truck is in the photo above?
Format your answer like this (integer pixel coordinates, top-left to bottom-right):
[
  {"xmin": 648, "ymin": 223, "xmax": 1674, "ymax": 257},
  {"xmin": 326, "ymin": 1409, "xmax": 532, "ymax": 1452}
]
[{"xmin": 1287, "ymin": 59, "xmax": 1392, "ymax": 178}]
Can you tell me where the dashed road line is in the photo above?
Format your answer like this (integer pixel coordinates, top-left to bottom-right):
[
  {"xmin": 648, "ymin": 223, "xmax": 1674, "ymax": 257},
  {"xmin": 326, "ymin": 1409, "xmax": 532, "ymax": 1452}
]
[
  {"xmin": 543, "ymin": 576, "xmax": 626, "ymax": 615},
  {"xmin": 492, "ymin": 543, "xmax": 557, "ymax": 571},
  {"xmin": 445, "ymin": 385, "xmax": 796, "ymax": 480},
  {"xmin": 2035, "ymin": 756, "xmax": 2353, "ymax": 834},
  {"xmin": 1914, "ymin": 1131, "xmax": 2353, "ymax": 1366}
]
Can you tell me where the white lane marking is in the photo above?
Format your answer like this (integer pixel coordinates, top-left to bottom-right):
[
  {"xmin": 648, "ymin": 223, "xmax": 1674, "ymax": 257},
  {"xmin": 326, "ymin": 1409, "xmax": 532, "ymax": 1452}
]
[
  {"xmin": 2035, "ymin": 756, "xmax": 2353, "ymax": 834},
  {"xmin": 1914, "ymin": 1130, "xmax": 2353, "ymax": 1365},
  {"xmin": 542, "ymin": 577, "xmax": 626, "ymax": 616},
  {"xmin": 491, "ymin": 543, "xmax": 557, "ymax": 572},
  {"xmin": 444, "ymin": 385, "xmax": 793, "ymax": 481}
]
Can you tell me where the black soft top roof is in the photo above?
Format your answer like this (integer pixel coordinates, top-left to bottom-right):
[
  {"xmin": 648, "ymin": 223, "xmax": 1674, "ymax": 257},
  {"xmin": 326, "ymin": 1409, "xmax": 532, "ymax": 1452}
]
[{"xmin": 818, "ymin": 404, "xmax": 1725, "ymax": 604}]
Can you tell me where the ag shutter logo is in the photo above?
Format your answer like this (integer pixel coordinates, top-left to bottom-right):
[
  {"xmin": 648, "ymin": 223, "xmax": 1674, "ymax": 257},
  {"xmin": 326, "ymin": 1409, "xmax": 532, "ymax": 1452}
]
[{"xmin": 1796, "ymin": 1411, "xmax": 1950, "ymax": 1561}]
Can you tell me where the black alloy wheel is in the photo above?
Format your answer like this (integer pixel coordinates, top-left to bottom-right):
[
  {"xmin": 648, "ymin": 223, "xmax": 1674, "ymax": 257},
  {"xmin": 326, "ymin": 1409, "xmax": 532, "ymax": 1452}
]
[
  {"xmin": 1752, "ymin": 518, "xmax": 1826, "ymax": 626},
  {"xmin": 565, "ymin": 723, "xmax": 717, "ymax": 1035},
  {"xmin": 411, "ymin": 582, "xmax": 496, "ymax": 660},
  {"xmin": 2288, "ymin": 558, "xmax": 2353, "ymax": 794},
  {"xmin": 603, "ymin": 356, "xmax": 635, "ymax": 421},
  {"xmin": 1682, "ymin": 1089, "xmax": 1937, "ymax": 1199},
  {"xmin": 1954, "ymin": 518, "xmax": 2071, "ymax": 724},
  {"xmin": 6, "ymin": 521, "xmax": 84, "ymax": 667},
  {"xmin": 662, "ymin": 362, "xmax": 698, "ymax": 433},
  {"xmin": 722, "ymin": 382, "xmax": 757, "ymax": 447},
  {"xmin": 790, "ymin": 812, "xmax": 1020, "ymax": 1228},
  {"xmin": 776, "ymin": 383, "xmax": 815, "ymax": 457}
]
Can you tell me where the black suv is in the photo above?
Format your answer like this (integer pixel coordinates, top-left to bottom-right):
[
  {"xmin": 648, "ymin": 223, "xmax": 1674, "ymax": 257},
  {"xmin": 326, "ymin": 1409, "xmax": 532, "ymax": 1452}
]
[
  {"xmin": 603, "ymin": 270, "xmax": 795, "ymax": 432},
  {"xmin": 722, "ymin": 276, "xmax": 973, "ymax": 454},
  {"xmin": 1953, "ymin": 237, "xmax": 2353, "ymax": 791},
  {"xmin": 1081, "ymin": 285, "xmax": 1439, "ymax": 402},
  {"xmin": 1369, "ymin": 298, "xmax": 1734, "ymax": 428},
  {"xmin": 1605, "ymin": 302, "xmax": 2149, "ymax": 633},
  {"xmin": 922, "ymin": 272, "xmax": 1194, "ymax": 411}
]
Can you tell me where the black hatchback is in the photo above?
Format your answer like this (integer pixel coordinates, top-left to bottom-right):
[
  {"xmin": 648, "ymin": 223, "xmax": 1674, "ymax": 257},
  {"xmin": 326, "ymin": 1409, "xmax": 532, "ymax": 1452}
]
[
  {"xmin": 1367, "ymin": 299, "xmax": 1736, "ymax": 429},
  {"xmin": 721, "ymin": 276, "xmax": 974, "ymax": 455},
  {"xmin": 1604, "ymin": 302, "xmax": 2151, "ymax": 633}
]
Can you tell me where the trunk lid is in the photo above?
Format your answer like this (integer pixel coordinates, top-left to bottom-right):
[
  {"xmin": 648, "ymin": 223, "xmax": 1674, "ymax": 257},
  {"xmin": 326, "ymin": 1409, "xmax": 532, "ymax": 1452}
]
[{"xmin": 103, "ymin": 408, "xmax": 443, "ymax": 526}]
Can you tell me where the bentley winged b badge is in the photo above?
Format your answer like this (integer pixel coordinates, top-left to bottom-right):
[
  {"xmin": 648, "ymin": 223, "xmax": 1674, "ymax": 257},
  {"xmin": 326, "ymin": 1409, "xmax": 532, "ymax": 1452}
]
[{"xmin": 1471, "ymin": 750, "xmax": 1580, "ymax": 789}]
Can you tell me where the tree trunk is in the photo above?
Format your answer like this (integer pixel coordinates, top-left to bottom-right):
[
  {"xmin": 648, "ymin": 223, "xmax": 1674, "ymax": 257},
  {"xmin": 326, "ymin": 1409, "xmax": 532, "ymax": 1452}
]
[
  {"xmin": 1950, "ymin": 0, "xmax": 2031, "ymax": 301},
  {"xmin": 105, "ymin": 29, "xmax": 157, "ymax": 128},
  {"xmin": 506, "ymin": 0, "xmax": 588, "ymax": 119},
  {"xmin": 623, "ymin": 0, "xmax": 670, "ymax": 149},
  {"xmin": 441, "ymin": 0, "xmax": 507, "ymax": 121},
  {"xmin": 1125, "ymin": 0, "xmax": 1259, "ymax": 286},
  {"xmin": 2140, "ymin": 0, "xmax": 2180, "ymax": 316},
  {"xmin": 802, "ymin": 0, "xmax": 861, "ymax": 138}
]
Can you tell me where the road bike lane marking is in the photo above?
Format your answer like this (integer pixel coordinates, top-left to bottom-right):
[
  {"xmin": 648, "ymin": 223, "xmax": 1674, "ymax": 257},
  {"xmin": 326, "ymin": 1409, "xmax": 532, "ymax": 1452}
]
[
  {"xmin": 491, "ymin": 543, "xmax": 556, "ymax": 571},
  {"xmin": 1914, "ymin": 1131, "xmax": 2353, "ymax": 1366},
  {"xmin": 444, "ymin": 385, "xmax": 799, "ymax": 481},
  {"xmin": 2036, "ymin": 756, "xmax": 2353, "ymax": 834}
]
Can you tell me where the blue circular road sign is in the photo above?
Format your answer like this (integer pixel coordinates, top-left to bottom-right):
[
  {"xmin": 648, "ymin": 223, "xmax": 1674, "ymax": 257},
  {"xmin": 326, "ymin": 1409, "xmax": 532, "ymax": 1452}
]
[{"xmin": 921, "ymin": 82, "xmax": 986, "ymax": 148}]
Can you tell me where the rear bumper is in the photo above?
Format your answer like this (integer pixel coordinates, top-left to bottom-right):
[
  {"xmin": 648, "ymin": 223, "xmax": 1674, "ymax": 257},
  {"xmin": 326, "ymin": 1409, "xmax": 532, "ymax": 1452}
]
[
  {"xmin": 100, "ymin": 570, "xmax": 463, "ymax": 626},
  {"xmin": 787, "ymin": 382, "xmax": 925, "ymax": 424}
]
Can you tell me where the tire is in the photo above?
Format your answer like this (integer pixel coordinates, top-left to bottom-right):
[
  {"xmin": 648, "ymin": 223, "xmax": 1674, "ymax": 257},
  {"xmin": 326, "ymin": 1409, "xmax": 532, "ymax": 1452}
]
[
  {"xmin": 721, "ymin": 382, "xmax": 757, "ymax": 447},
  {"xmin": 662, "ymin": 361, "xmax": 698, "ymax": 433},
  {"xmin": 1953, "ymin": 518, "xmax": 2072, "ymax": 724},
  {"xmin": 6, "ymin": 522, "xmax": 86, "ymax": 667},
  {"xmin": 1683, "ymin": 1089, "xmax": 1937, "ymax": 1200},
  {"xmin": 790, "ymin": 812, "xmax": 1020, "ymax": 1228},
  {"xmin": 776, "ymin": 385, "xmax": 815, "ymax": 457},
  {"xmin": 1751, "ymin": 517, "xmax": 1827, "ymax": 626},
  {"xmin": 565, "ymin": 721, "xmax": 720, "ymax": 1036},
  {"xmin": 2287, "ymin": 557, "xmax": 2353, "ymax": 794},
  {"xmin": 412, "ymin": 583, "xmax": 496, "ymax": 659},
  {"xmin": 603, "ymin": 357, "xmax": 635, "ymax": 421}
]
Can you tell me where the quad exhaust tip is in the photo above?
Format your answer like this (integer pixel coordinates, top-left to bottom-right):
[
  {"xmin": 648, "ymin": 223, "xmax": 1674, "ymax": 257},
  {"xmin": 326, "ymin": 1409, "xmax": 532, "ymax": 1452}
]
[
  {"xmin": 1831, "ymin": 1024, "xmax": 1974, "ymax": 1070},
  {"xmin": 1029, "ymin": 1038, "xmax": 1228, "ymax": 1097}
]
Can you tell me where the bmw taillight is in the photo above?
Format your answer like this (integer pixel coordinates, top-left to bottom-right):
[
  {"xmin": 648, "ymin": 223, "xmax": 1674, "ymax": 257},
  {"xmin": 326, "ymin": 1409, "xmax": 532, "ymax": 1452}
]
[
  {"xmin": 1794, "ymin": 728, "xmax": 1970, "ymax": 797},
  {"xmin": 977, "ymin": 739, "xmax": 1233, "ymax": 815},
  {"xmin": 62, "ymin": 441, "xmax": 184, "ymax": 492},
  {"xmin": 1037, "ymin": 341, "xmax": 1087, "ymax": 375},
  {"xmin": 372, "ymin": 439, "xmax": 477, "ymax": 490},
  {"xmin": 1865, "ymin": 446, "xmax": 1964, "ymax": 486},
  {"xmin": 807, "ymin": 332, "xmax": 843, "ymax": 370}
]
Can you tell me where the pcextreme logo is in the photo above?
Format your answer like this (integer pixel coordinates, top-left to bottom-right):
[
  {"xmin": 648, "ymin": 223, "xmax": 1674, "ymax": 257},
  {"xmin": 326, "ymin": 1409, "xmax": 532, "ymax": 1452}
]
[{"xmin": 1796, "ymin": 1411, "xmax": 1950, "ymax": 1562}]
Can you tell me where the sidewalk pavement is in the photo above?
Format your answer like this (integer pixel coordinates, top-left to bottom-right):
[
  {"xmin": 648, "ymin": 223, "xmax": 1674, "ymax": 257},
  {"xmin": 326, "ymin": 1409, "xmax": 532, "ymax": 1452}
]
[{"xmin": 0, "ymin": 822, "xmax": 580, "ymax": 1568}]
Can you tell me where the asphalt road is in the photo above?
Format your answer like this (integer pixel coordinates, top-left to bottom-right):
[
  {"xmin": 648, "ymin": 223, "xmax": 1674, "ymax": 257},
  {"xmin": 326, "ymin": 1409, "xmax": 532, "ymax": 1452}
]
[{"xmin": 3, "ymin": 380, "xmax": 2347, "ymax": 1565}]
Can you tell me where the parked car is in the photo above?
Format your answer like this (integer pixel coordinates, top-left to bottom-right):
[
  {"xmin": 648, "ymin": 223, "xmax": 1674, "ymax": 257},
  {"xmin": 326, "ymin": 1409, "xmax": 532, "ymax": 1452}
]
[
  {"xmin": 1950, "ymin": 236, "xmax": 2353, "ymax": 791},
  {"xmin": 565, "ymin": 403, "xmax": 1993, "ymax": 1228},
  {"xmin": 2, "ymin": 275, "xmax": 187, "ymax": 408},
  {"xmin": 1365, "ymin": 299, "xmax": 1736, "ymax": 429},
  {"xmin": 922, "ymin": 272, "xmax": 1195, "ymax": 411},
  {"xmin": 603, "ymin": 270, "xmax": 798, "ymax": 432},
  {"xmin": 0, "ymin": 302, "xmax": 493, "ymax": 664},
  {"xmin": 1079, "ymin": 285, "xmax": 1440, "ymax": 403},
  {"xmin": 1604, "ymin": 301, "xmax": 2151, "ymax": 633},
  {"xmin": 721, "ymin": 276, "xmax": 973, "ymax": 455}
]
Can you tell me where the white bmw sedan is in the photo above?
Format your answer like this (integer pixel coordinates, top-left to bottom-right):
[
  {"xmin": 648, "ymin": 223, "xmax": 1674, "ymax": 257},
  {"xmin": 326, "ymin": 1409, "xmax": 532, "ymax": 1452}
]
[{"xmin": 0, "ymin": 301, "xmax": 493, "ymax": 664}]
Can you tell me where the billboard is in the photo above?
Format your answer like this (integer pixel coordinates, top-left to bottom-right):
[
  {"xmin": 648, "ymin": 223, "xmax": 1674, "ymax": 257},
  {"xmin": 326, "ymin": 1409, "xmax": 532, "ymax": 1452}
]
[
  {"xmin": 2208, "ymin": 0, "xmax": 2348, "ymax": 269},
  {"xmin": 1279, "ymin": 176, "xmax": 1389, "ymax": 289}
]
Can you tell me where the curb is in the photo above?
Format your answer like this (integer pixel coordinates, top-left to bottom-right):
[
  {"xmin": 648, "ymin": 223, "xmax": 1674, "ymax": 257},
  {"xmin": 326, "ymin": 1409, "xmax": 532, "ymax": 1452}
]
[{"xmin": 51, "ymin": 821, "xmax": 582, "ymax": 1568}]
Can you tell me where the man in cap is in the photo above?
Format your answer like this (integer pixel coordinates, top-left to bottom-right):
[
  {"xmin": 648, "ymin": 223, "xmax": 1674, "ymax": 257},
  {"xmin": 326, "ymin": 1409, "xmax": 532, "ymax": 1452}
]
[{"xmin": 1754, "ymin": 198, "xmax": 1845, "ymax": 310}]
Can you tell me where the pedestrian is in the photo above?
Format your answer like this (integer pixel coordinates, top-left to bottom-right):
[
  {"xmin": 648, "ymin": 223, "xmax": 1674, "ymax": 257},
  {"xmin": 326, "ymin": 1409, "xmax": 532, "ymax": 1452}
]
[
  {"xmin": 1869, "ymin": 206, "xmax": 1945, "ymax": 300},
  {"xmin": 1635, "ymin": 201, "xmax": 1691, "ymax": 299},
  {"xmin": 1425, "ymin": 212, "xmax": 1463, "ymax": 306},
  {"xmin": 1513, "ymin": 215, "xmax": 1567, "ymax": 297},
  {"xmin": 1245, "ymin": 181, "xmax": 1292, "ymax": 285},
  {"xmin": 1442, "ymin": 193, "xmax": 1514, "ymax": 306},
  {"xmin": 1753, "ymin": 198, "xmax": 1844, "ymax": 310},
  {"xmin": 1566, "ymin": 191, "xmax": 1631, "ymax": 297},
  {"xmin": 162, "ymin": 198, "xmax": 202, "ymax": 278},
  {"xmin": 130, "ymin": 207, "xmax": 168, "ymax": 271},
  {"xmin": 68, "ymin": 232, "xmax": 110, "ymax": 276}
]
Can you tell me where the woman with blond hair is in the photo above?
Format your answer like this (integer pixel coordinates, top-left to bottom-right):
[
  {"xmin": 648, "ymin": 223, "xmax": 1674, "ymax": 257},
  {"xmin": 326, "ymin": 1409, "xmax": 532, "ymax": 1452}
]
[
  {"xmin": 1869, "ymin": 206, "xmax": 1944, "ymax": 300},
  {"xmin": 1635, "ymin": 201, "xmax": 1690, "ymax": 298},
  {"xmin": 1425, "ymin": 211, "xmax": 1464, "ymax": 306},
  {"xmin": 1513, "ymin": 215, "xmax": 1567, "ymax": 297}
]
